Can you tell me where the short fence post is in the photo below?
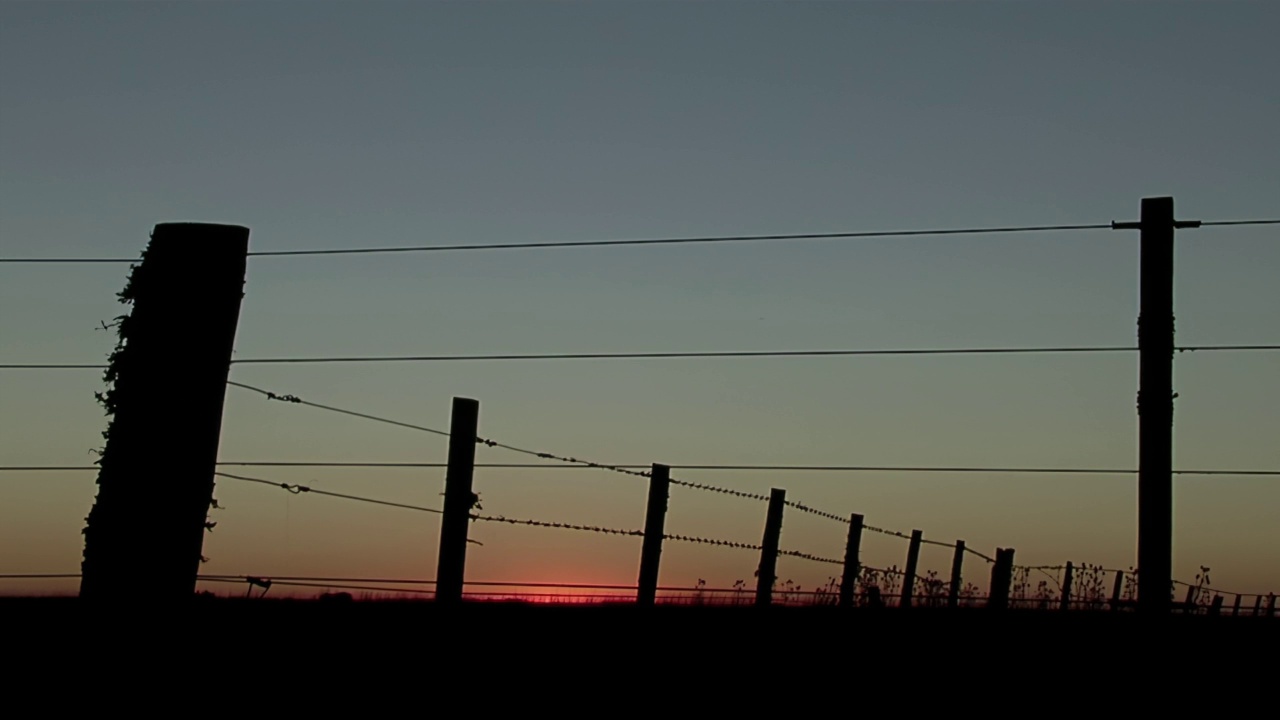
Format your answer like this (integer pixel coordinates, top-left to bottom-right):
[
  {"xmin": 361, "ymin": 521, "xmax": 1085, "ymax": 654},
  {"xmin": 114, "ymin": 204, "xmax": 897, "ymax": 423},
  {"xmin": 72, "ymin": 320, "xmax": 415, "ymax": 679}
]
[
  {"xmin": 636, "ymin": 463, "xmax": 671, "ymax": 606},
  {"xmin": 1110, "ymin": 570, "xmax": 1124, "ymax": 611},
  {"xmin": 1268, "ymin": 594, "xmax": 1277, "ymax": 618},
  {"xmin": 838, "ymin": 513, "xmax": 863, "ymax": 608},
  {"xmin": 755, "ymin": 488, "xmax": 786, "ymax": 607},
  {"xmin": 1254, "ymin": 595, "xmax": 1264, "ymax": 617},
  {"xmin": 947, "ymin": 541, "xmax": 965, "ymax": 609},
  {"xmin": 901, "ymin": 529, "xmax": 922, "ymax": 608},
  {"xmin": 1060, "ymin": 562, "xmax": 1074, "ymax": 612},
  {"xmin": 1208, "ymin": 595, "xmax": 1224, "ymax": 616},
  {"xmin": 1182, "ymin": 584, "xmax": 1196, "ymax": 614},
  {"xmin": 1231, "ymin": 594, "xmax": 1241, "ymax": 617},
  {"xmin": 435, "ymin": 397, "xmax": 480, "ymax": 604},
  {"xmin": 988, "ymin": 548, "xmax": 1014, "ymax": 610}
]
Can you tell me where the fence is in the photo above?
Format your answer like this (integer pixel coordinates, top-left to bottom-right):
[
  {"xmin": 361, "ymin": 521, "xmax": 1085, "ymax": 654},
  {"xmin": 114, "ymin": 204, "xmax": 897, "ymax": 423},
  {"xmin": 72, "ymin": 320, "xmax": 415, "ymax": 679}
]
[{"xmin": 1, "ymin": 196, "xmax": 1277, "ymax": 614}]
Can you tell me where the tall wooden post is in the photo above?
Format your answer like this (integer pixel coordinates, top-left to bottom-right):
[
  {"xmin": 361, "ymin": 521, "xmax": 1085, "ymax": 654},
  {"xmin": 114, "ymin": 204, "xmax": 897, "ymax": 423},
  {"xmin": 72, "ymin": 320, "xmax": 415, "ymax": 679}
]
[
  {"xmin": 1060, "ymin": 562, "xmax": 1074, "ymax": 612},
  {"xmin": 435, "ymin": 397, "xmax": 479, "ymax": 604},
  {"xmin": 80, "ymin": 223, "xmax": 249, "ymax": 600},
  {"xmin": 755, "ymin": 488, "xmax": 786, "ymax": 607},
  {"xmin": 1118, "ymin": 196, "xmax": 1197, "ymax": 615},
  {"xmin": 947, "ymin": 541, "xmax": 966, "ymax": 609},
  {"xmin": 838, "ymin": 513, "xmax": 864, "ymax": 608},
  {"xmin": 636, "ymin": 463, "xmax": 671, "ymax": 606},
  {"xmin": 1111, "ymin": 570, "xmax": 1125, "ymax": 611},
  {"xmin": 901, "ymin": 529, "xmax": 922, "ymax": 608}
]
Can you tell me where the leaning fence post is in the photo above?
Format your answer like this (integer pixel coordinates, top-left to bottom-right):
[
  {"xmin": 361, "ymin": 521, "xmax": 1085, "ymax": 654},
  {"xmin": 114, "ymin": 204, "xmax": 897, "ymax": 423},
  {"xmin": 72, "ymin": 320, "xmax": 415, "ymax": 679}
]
[
  {"xmin": 636, "ymin": 463, "xmax": 671, "ymax": 606},
  {"xmin": 1060, "ymin": 562, "xmax": 1074, "ymax": 612},
  {"xmin": 1110, "ymin": 570, "xmax": 1125, "ymax": 611},
  {"xmin": 947, "ymin": 540, "xmax": 965, "ymax": 609},
  {"xmin": 435, "ymin": 397, "xmax": 479, "ymax": 604},
  {"xmin": 901, "ymin": 529, "xmax": 922, "ymax": 608},
  {"xmin": 838, "ymin": 513, "xmax": 863, "ymax": 608},
  {"xmin": 755, "ymin": 488, "xmax": 786, "ymax": 607},
  {"xmin": 79, "ymin": 223, "xmax": 249, "ymax": 600}
]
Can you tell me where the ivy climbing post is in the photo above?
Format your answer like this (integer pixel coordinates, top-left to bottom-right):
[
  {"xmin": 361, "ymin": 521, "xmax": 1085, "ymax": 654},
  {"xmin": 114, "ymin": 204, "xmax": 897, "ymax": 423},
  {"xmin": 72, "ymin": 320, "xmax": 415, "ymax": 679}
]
[{"xmin": 80, "ymin": 223, "xmax": 249, "ymax": 599}]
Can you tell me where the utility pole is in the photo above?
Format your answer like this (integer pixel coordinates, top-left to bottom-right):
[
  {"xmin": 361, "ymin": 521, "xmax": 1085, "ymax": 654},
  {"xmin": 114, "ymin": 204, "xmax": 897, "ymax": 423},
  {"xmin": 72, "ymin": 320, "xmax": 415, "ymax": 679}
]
[{"xmin": 1114, "ymin": 196, "xmax": 1199, "ymax": 614}]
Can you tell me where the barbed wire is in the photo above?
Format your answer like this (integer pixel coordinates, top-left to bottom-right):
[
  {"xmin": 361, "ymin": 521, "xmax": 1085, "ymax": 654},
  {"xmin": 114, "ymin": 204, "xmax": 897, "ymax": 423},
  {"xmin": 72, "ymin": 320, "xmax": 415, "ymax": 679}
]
[
  {"xmin": 779, "ymin": 550, "xmax": 844, "ymax": 566},
  {"xmin": 7, "ymin": 462, "xmax": 1280, "ymax": 477},
  {"xmin": 7, "ymin": 343, "xmax": 1280, "ymax": 370},
  {"xmin": 226, "ymin": 381, "xmax": 453, "ymax": 438},
  {"xmin": 963, "ymin": 547, "xmax": 998, "ymax": 564},
  {"xmin": 469, "ymin": 513, "xmax": 644, "ymax": 537},
  {"xmin": 214, "ymin": 471, "xmax": 445, "ymax": 515},
  {"xmin": 474, "ymin": 436, "xmax": 652, "ymax": 479},
  {"xmin": 783, "ymin": 500, "xmax": 848, "ymax": 524},
  {"xmin": 664, "ymin": 533, "xmax": 764, "ymax": 551},
  {"xmin": 669, "ymin": 478, "xmax": 768, "ymax": 501}
]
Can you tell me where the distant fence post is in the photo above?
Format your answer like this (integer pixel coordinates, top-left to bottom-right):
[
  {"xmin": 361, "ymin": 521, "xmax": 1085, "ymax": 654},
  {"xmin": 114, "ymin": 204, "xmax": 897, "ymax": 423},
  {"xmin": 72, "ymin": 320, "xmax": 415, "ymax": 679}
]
[
  {"xmin": 988, "ymin": 548, "xmax": 1014, "ymax": 610},
  {"xmin": 80, "ymin": 223, "xmax": 249, "ymax": 600},
  {"xmin": 1110, "ymin": 570, "xmax": 1124, "ymax": 611},
  {"xmin": 1268, "ymin": 594, "xmax": 1277, "ymax": 618},
  {"xmin": 435, "ymin": 397, "xmax": 480, "ymax": 604},
  {"xmin": 901, "ymin": 529, "xmax": 922, "ymax": 608},
  {"xmin": 1253, "ymin": 596, "xmax": 1263, "ymax": 617},
  {"xmin": 1059, "ymin": 562, "xmax": 1074, "ymax": 612},
  {"xmin": 838, "ymin": 513, "xmax": 863, "ymax": 608},
  {"xmin": 636, "ymin": 463, "xmax": 671, "ymax": 606},
  {"xmin": 1182, "ymin": 585, "xmax": 1196, "ymax": 614},
  {"xmin": 947, "ymin": 541, "xmax": 965, "ymax": 609},
  {"xmin": 1231, "ymin": 594, "xmax": 1241, "ymax": 617},
  {"xmin": 1208, "ymin": 595, "xmax": 1223, "ymax": 616},
  {"xmin": 755, "ymin": 488, "xmax": 786, "ymax": 607}
]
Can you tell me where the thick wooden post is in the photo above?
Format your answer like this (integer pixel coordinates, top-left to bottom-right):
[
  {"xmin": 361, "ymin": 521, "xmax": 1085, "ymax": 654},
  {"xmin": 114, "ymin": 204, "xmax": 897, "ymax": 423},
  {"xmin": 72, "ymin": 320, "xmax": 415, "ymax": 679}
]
[
  {"xmin": 1060, "ymin": 562, "xmax": 1074, "ymax": 612},
  {"xmin": 988, "ymin": 548, "xmax": 1014, "ymax": 610},
  {"xmin": 838, "ymin": 513, "xmax": 863, "ymax": 608},
  {"xmin": 1111, "ymin": 570, "xmax": 1125, "ymax": 611},
  {"xmin": 80, "ymin": 223, "xmax": 249, "ymax": 600},
  {"xmin": 1208, "ymin": 595, "xmax": 1224, "ymax": 616},
  {"xmin": 1231, "ymin": 594, "xmax": 1241, "ymax": 617},
  {"xmin": 636, "ymin": 463, "xmax": 671, "ymax": 606},
  {"xmin": 435, "ymin": 397, "xmax": 479, "ymax": 604},
  {"xmin": 1131, "ymin": 197, "xmax": 1181, "ymax": 615},
  {"xmin": 755, "ymin": 488, "xmax": 786, "ymax": 607},
  {"xmin": 947, "ymin": 540, "xmax": 965, "ymax": 609},
  {"xmin": 901, "ymin": 529, "xmax": 922, "ymax": 608}
]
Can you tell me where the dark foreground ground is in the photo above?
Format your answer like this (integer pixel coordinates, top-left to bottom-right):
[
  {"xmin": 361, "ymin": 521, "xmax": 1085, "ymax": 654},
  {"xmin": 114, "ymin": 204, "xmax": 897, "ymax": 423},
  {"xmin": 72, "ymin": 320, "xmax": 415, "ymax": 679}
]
[{"xmin": 6, "ymin": 598, "xmax": 1274, "ymax": 705}]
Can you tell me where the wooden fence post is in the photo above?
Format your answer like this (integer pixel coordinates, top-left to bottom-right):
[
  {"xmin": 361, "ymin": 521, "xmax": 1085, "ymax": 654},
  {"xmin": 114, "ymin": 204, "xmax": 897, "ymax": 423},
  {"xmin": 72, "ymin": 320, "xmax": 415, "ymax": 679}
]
[
  {"xmin": 901, "ymin": 529, "xmax": 922, "ymax": 608},
  {"xmin": 948, "ymin": 540, "xmax": 965, "ymax": 609},
  {"xmin": 1208, "ymin": 595, "xmax": 1223, "ymax": 616},
  {"xmin": 1253, "ymin": 595, "xmax": 1263, "ymax": 617},
  {"xmin": 1182, "ymin": 584, "xmax": 1196, "ymax": 614},
  {"xmin": 1110, "ymin": 570, "xmax": 1124, "ymax": 611},
  {"xmin": 755, "ymin": 488, "xmax": 786, "ymax": 607},
  {"xmin": 838, "ymin": 513, "xmax": 863, "ymax": 608},
  {"xmin": 80, "ymin": 223, "xmax": 249, "ymax": 600},
  {"xmin": 435, "ymin": 397, "xmax": 479, "ymax": 604},
  {"xmin": 636, "ymin": 463, "xmax": 671, "ymax": 606},
  {"xmin": 988, "ymin": 548, "xmax": 1014, "ymax": 610},
  {"xmin": 1231, "ymin": 594, "xmax": 1241, "ymax": 617},
  {"xmin": 1060, "ymin": 562, "xmax": 1074, "ymax": 612},
  {"xmin": 1268, "ymin": 594, "xmax": 1277, "ymax": 618}
]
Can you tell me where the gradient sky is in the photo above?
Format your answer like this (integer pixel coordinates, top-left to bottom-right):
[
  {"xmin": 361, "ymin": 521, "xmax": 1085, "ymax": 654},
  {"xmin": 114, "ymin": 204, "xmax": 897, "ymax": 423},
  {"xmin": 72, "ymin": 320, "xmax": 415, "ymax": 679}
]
[{"xmin": 2, "ymin": 1, "xmax": 1277, "ymax": 600}]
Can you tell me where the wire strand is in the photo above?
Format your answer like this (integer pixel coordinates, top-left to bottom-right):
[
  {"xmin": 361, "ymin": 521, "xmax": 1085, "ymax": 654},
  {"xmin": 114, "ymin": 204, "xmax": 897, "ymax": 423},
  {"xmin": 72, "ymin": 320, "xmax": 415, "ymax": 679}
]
[
  {"xmin": 214, "ymin": 471, "xmax": 444, "ymax": 515},
  {"xmin": 226, "ymin": 381, "xmax": 451, "ymax": 438}
]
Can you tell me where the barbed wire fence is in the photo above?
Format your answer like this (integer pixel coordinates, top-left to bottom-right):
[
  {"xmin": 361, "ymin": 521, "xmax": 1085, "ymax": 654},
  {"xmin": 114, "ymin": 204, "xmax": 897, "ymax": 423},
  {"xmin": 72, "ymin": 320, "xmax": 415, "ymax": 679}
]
[{"xmin": 1, "ymin": 206, "xmax": 1278, "ymax": 614}]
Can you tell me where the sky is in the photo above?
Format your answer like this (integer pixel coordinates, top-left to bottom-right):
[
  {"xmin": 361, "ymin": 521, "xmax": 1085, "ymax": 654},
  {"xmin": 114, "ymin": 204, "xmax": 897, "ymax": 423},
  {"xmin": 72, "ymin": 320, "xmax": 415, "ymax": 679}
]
[{"xmin": 1, "ymin": 1, "xmax": 1277, "ymax": 602}]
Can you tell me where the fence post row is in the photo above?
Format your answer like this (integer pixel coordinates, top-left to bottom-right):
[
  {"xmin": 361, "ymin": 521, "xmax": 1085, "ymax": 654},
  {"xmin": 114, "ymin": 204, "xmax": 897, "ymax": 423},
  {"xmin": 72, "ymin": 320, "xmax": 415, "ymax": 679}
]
[
  {"xmin": 79, "ymin": 223, "xmax": 249, "ymax": 600},
  {"xmin": 838, "ymin": 513, "xmax": 864, "ymax": 608},
  {"xmin": 435, "ymin": 397, "xmax": 480, "ymax": 604},
  {"xmin": 636, "ymin": 463, "xmax": 671, "ymax": 606},
  {"xmin": 755, "ymin": 488, "xmax": 786, "ymax": 607},
  {"xmin": 901, "ymin": 529, "xmax": 923, "ymax": 608},
  {"xmin": 948, "ymin": 541, "xmax": 965, "ymax": 609}
]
